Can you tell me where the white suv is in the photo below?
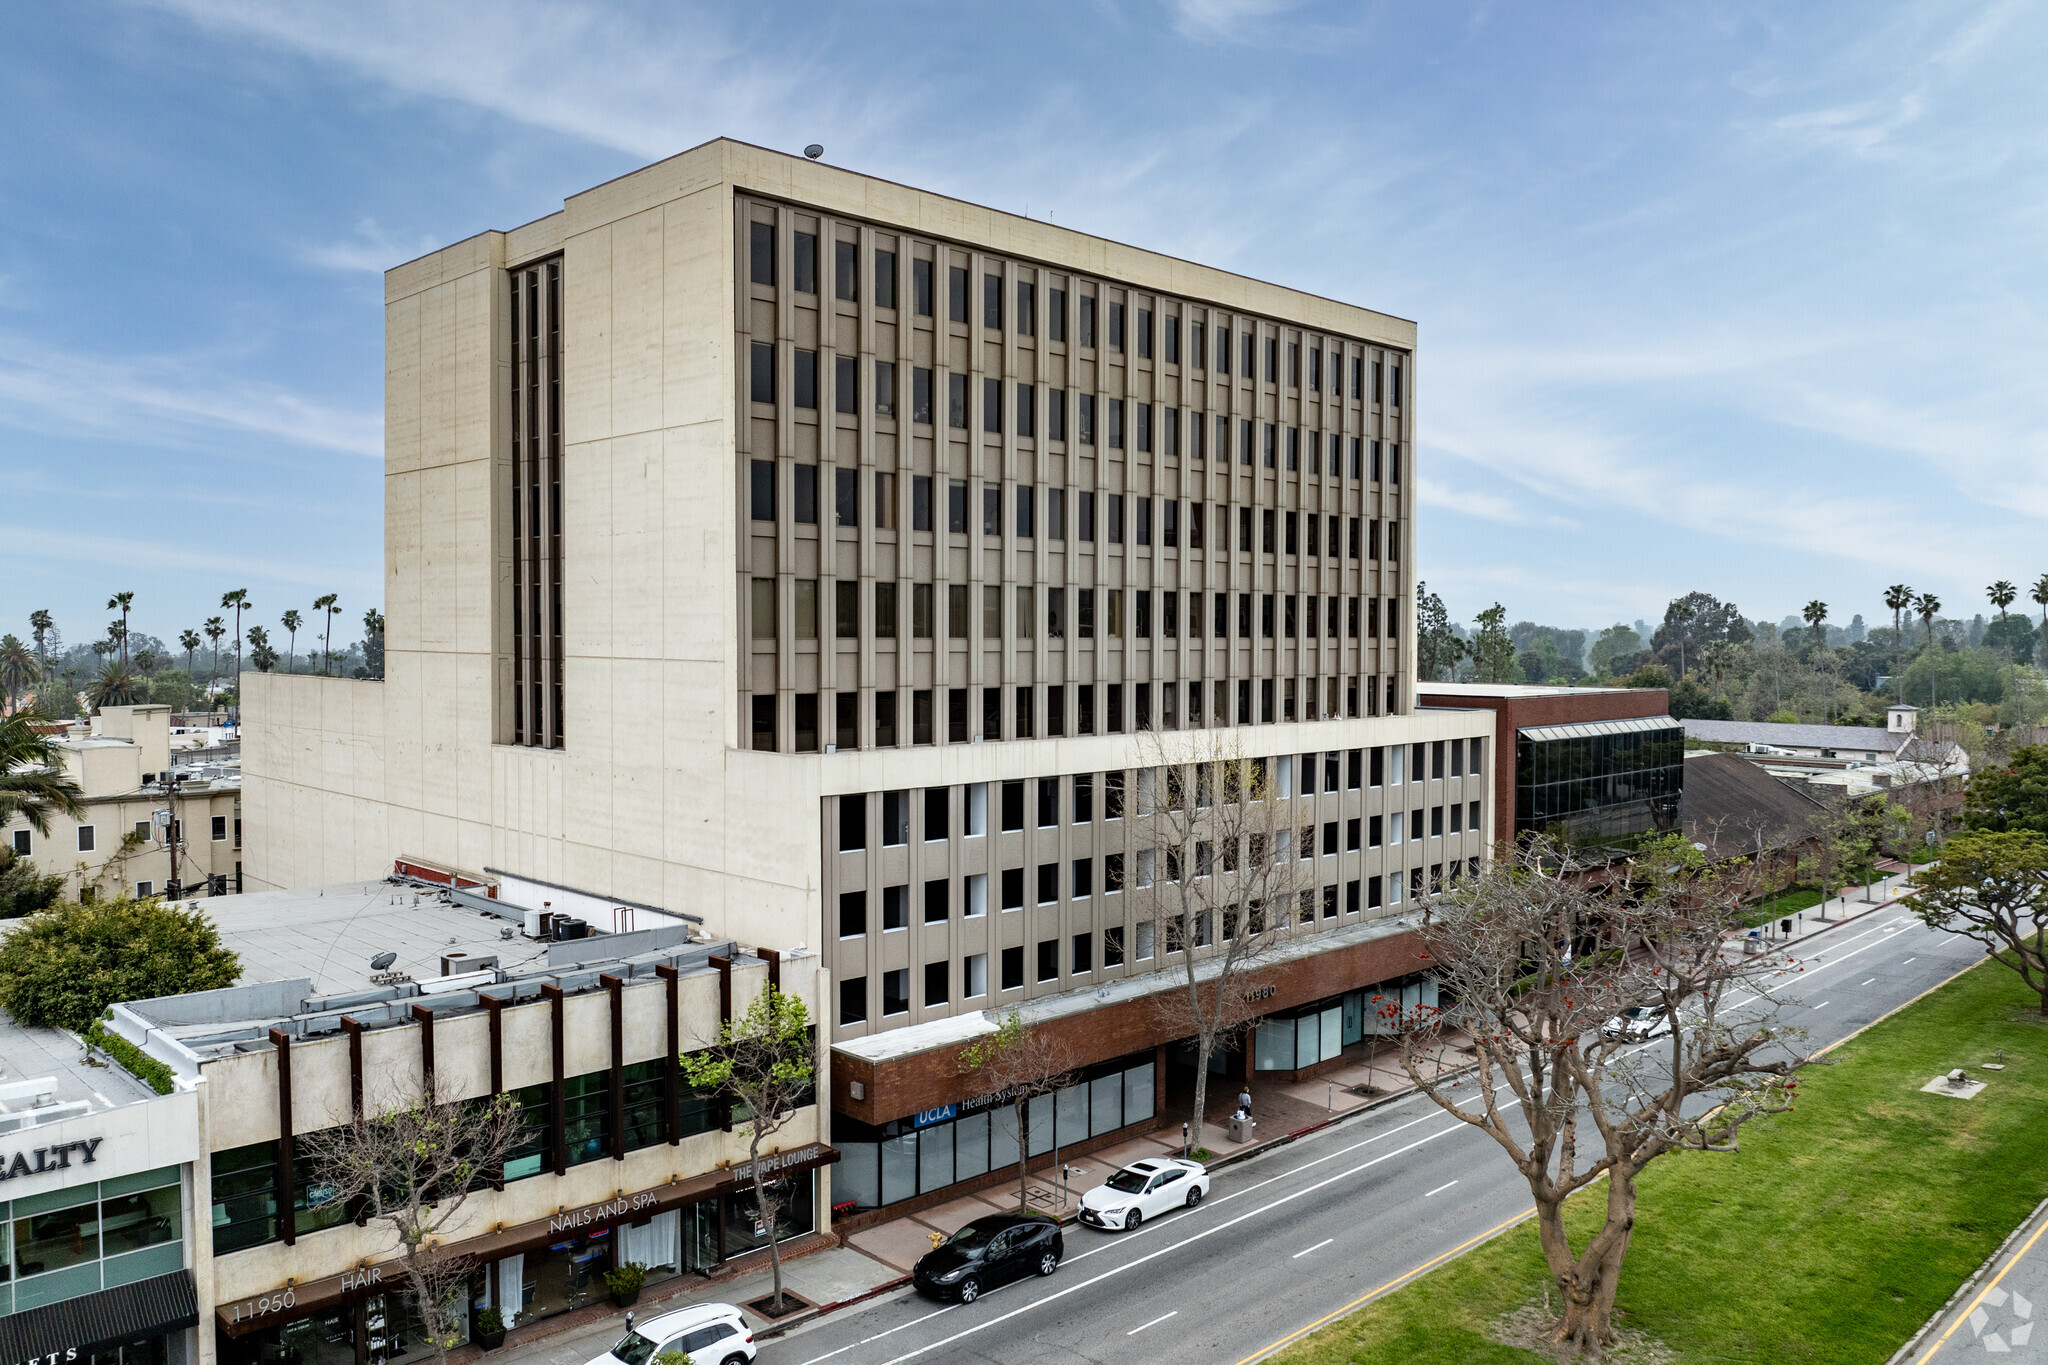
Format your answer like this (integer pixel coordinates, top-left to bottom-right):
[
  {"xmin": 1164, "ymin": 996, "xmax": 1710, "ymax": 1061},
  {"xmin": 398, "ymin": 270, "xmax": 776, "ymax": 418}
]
[{"xmin": 589, "ymin": 1302, "xmax": 755, "ymax": 1365}]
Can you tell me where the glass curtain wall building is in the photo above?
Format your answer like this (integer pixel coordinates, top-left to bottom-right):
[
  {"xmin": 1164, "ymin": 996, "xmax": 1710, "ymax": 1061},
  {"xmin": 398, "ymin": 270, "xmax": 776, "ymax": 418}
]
[{"xmin": 1514, "ymin": 717, "xmax": 1683, "ymax": 847}]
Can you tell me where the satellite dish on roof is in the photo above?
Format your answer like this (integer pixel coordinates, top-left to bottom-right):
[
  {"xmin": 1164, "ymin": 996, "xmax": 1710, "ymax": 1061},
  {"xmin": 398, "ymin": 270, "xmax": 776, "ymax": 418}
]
[
  {"xmin": 804, "ymin": 144, "xmax": 824, "ymax": 160},
  {"xmin": 370, "ymin": 951, "xmax": 398, "ymax": 971}
]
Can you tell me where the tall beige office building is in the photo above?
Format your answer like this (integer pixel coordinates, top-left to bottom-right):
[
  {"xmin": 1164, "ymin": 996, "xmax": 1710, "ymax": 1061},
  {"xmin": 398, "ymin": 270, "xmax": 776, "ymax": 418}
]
[{"xmin": 246, "ymin": 138, "xmax": 1492, "ymax": 1221}]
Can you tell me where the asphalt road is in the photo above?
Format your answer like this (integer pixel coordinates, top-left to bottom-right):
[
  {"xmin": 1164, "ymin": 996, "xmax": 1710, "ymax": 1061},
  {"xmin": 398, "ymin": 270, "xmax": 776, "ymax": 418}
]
[{"xmin": 768, "ymin": 908, "xmax": 1984, "ymax": 1365}]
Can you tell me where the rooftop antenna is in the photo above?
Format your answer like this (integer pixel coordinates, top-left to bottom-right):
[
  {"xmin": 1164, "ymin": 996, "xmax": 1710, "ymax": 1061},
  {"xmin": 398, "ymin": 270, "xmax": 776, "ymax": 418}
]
[
  {"xmin": 803, "ymin": 144, "xmax": 824, "ymax": 160},
  {"xmin": 370, "ymin": 951, "xmax": 398, "ymax": 971}
]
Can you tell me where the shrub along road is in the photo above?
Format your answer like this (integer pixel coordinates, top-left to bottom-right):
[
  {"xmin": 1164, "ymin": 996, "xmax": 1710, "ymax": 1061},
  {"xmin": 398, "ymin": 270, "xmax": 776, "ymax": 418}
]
[{"xmin": 763, "ymin": 910, "xmax": 1995, "ymax": 1365}]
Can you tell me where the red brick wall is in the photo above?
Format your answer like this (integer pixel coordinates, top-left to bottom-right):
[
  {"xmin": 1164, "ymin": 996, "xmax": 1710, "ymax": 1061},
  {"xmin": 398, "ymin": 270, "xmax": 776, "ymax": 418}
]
[
  {"xmin": 832, "ymin": 928, "xmax": 1428, "ymax": 1126},
  {"xmin": 1419, "ymin": 689, "xmax": 1669, "ymax": 840}
]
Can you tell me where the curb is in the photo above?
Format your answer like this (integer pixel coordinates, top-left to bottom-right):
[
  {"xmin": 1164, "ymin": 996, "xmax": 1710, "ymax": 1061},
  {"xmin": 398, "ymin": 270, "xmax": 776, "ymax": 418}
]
[
  {"xmin": 752, "ymin": 1275, "xmax": 915, "ymax": 1339},
  {"xmin": 1886, "ymin": 1194, "xmax": 2048, "ymax": 1364}
]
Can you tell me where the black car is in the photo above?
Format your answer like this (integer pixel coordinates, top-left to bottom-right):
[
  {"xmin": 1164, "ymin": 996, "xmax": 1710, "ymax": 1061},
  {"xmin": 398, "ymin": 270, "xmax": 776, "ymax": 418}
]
[{"xmin": 912, "ymin": 1212, "xmax": 1064, "ymax": 1303}]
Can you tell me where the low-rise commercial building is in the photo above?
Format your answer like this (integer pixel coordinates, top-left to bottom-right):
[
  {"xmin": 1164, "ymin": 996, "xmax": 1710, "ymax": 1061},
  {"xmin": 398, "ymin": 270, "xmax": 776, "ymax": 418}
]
[
  {"xmin": 3, "ymin": 705, "xmax": 242, "ymax": 901},
  {"xmin": 90, "ymin": 881, "xmax": 827, "ymax": 1365}
]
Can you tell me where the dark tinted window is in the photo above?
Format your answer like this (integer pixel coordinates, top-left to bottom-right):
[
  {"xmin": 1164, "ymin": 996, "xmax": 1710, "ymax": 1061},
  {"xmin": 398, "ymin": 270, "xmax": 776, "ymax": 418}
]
[{"xmin": 749, "ymin": 222, "xmax": 774, "ymax": 286}]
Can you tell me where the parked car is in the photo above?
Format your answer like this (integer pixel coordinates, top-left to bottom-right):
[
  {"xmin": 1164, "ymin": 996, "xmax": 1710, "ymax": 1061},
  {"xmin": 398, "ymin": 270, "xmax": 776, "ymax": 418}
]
[
  {"xmin": 1077, "ymin": 1157, "xmax": 1210, "ymax": 1231},
  {"xmin": 912, "ymin": 1211, "xmax": 1064, "ymax": 1303},
  {"xmin": 592, "ymin": 1302, "xmax": 755, "ymax": 1365},
  {"xmin": 1601, "ymin": 1005, "xmax": 1672, "ymax": 1042}
]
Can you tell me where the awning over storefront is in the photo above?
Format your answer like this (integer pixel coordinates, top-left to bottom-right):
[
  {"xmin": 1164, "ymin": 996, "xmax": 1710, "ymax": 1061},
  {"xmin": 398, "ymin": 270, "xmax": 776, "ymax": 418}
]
[
  {"xmin": 0, "ymin": 1270, "xmax": 199, "ymax": 1361},
  {"xmin": 215, "ymin": 1145, "xmax": 839, "ymax": 1335}
]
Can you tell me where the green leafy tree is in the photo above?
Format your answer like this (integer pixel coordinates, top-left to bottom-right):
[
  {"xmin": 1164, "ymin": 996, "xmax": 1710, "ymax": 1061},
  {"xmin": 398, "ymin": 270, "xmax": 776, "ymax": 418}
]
[
  {"xmin": 1651, "ymin": 592, "xmax": 1751, "ymax": 680},
  {"xmin": 1965, "ymin": 746, "xmax": 2048, "ymax": 837},
  {"xmin": 0, "ymin": 709, "xmax": 86, "ymax": 837},
  {"xmin": 0, "ymin": 895, "xmax": 241, "ymax": 1031},
  {"xmin": 1589, "ymin": 624, "xmax": 1643, "ymax": 678},
  {"xmin": 0, "ymin": 848, "xmax": 66, "ymax": 919},
  {"xmin": 1668, "ymin": 675, "xmax": 1733, "ymax": 720},
  {"xmin": 1981, "ymin": 613, "xmax": 2037, "ymax": 665},
  {"xmin": 1909, "ymin": 830, "xmax": 2048, "ymax": 1016},
  {"xmin": 1414, "ymin": 582, "xmax": 1464, "ymax": 682},
  {"xmin": 1470, "ymin": 604, "xmax": 1516, "ymax": 683},
  {"xmin": 680, "ymin": 986, "xmax": 816, "ymax": 1311}
]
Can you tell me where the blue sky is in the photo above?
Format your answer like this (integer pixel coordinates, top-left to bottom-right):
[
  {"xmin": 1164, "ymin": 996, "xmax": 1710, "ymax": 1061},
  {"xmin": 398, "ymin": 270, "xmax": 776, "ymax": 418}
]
[{"xmin": 3, "ymin": 1, "xmax": 2044, "ymax": 657}]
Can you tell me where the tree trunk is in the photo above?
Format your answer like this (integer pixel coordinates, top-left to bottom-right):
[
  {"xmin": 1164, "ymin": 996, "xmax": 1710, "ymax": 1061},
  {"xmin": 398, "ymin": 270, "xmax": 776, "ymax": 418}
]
[
  {"xmin": 750, "ymin": 1131, "xmax": 785, "ymax": 1310},
  {"xmin": 1189, "ymin": 1034, "xmax": 1212, "ymax": 1154},
  {"xmin": 1016, "ymin": 1097, "xmax": 1029, "ymax": 1210},
  {"xmin": 1537, "ymin": 1174, "xmax": 1636, "ymax": 1360}
]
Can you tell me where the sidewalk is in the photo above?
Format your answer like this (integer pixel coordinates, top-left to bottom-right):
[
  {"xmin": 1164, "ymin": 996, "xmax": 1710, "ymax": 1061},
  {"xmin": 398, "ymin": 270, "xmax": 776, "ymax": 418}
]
[
  {"xmin": 1746, "ymin": 868, "xmax": 1919, "ymax": 953},
  {"xmin": 1890, "ymin": 1195, "xmax": 2048, "ymax": 1361},
  {"xmin": 844, "ymin": 1031, "xmax": 1476, "ymax": 1273}
]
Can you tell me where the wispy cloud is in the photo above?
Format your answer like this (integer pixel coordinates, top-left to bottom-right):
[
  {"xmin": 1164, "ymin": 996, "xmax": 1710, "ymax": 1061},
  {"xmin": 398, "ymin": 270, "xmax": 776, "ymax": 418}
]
[
  {"xmin": 301, "ymin": 216, "xmax": 442, "ymax": 274},
  {"xmin": 0, "ymin": 525, "xmax": 379, "ymax": 592},
  {"xmin": 1759, "ymin": 88, "xmax": 1926, "ymax": 159},
  {"xmin": 1162, "ymin": 0, "xmax": 1310, "ymax": 42},
  {"xmin": 0, "ymin": 334, "xmax": 381, "ymax": 458}
]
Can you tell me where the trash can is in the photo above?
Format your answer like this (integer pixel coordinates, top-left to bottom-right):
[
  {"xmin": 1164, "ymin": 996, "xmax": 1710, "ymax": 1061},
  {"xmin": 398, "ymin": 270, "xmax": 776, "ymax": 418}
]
[{"xmin": 1228, "ymin": 1115, "xmax": 1257, "ymax": 1144}]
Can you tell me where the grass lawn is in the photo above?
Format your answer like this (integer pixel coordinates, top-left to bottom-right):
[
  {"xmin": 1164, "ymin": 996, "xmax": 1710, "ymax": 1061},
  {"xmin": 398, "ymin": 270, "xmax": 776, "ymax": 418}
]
[{"xmin": 1271, "ymin": 959, "xmax": 2048, "ymax": 1365}]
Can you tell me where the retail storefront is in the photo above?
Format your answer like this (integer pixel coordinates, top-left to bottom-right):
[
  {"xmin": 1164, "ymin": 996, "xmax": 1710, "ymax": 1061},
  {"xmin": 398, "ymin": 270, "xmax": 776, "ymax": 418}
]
[
  {"xmin": 1244, "ymin": 974, "xmax": 1440, "ymax": 1075},
  {"xmin": 212, "ymin": 1147, "xmax": 834, "ymax": 1360},
  {"xmin": 833, "ymin": 1053, "xmax": 1157, "ymax": 1215},
  {"xmin": 0, "ymin": 1269, "xmax": 200, "ymax": 1365}
]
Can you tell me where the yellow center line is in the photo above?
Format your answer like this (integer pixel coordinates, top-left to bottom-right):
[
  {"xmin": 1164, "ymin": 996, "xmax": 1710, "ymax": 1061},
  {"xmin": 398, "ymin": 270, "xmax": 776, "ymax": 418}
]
[
  {"xmin": 1919, "ymin": 1215, "xmax": 2048, "ymax": 1360},
  {"xmin": 1232, "ymin": 1207, "xmax": 1537, "ymax": 1365}
]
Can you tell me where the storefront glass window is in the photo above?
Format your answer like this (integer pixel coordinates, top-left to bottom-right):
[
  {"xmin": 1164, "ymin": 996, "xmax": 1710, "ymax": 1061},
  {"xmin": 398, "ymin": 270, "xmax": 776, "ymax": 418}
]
[
  {"xmin": 1255, "ymin": 1017, "xmax": 1294, "ymax": 1071},
  {"xmin": 989, "ymin": 1105, "xmax": 1020, "ymax": 1172},
  {"xmin": 1122, "ymin": 1063, "xmax": 1155, "ymax": 1125},
  {"xmin": 1089, "ymin": 1073, "xmax": 1122, "ymax": 1137},
  {"xmin": 6, "ymin": 1167, "xmax": 185, "ymax": 1315},
  {"xmin": 1055, "ymin": 1082, "xmax": 1089, "ymax": 1148},
  {"xmin": 1295, "ymin": 1012, "xmax": 1321, "ymax": 1069},
  {"xmin": 722, "ymin": 1174, "xmax": 816, "ymax": 1257},
  {"xmin": 1343, "ymin": 992, "xmax": 1365, "ymax": 1046},
  {"xmin": 918, "ymin": 1122, "xmax": 954, "ymax": 1192},
  {"xmin": 527, "ymin": 1227, "xmax": 613, "ymax": 1319},
  {"xmin": 880, "ymin": 1132, "xmax": 918, "ymax": 1206},
  {"xmin": 954, "ymin": 1112, "xmax": 990, "ymax": 1181},
  {"xmin": 1320, "ymin": 1006, "xmax": 1344, "ymax": 1063}
]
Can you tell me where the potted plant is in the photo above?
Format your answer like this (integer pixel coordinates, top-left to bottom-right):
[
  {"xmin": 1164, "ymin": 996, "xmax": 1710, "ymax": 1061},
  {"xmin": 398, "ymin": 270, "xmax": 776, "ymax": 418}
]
[
  {"xmin": 605, "ymin": 1261, "xmax": 647, "ymax": 1308},
  {"xmin": 474, "ymin": 1308, "xmax": 506, "ymax": 1351}
]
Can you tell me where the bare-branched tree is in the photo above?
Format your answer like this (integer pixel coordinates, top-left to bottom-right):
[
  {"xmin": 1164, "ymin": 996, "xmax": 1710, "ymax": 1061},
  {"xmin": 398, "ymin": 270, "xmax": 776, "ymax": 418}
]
[
  {"xmin": 1386, "ymin": 835, "xmax": 1812, "ymax": 1359},
  {"xmin": 304, "ymin": 1087, "xmax": 526, "ymax": 1365},
  {"xmin": 1132, "ymin": 727, "xmax": 1315, "ymax": 1153},
  {"xmin": 681, "ymin": 985, "xmax": 817, "ymax": 1313},
  {"xmin": 958, "ymin": 1010, "xmax": 1076, "ymax": 1211}
]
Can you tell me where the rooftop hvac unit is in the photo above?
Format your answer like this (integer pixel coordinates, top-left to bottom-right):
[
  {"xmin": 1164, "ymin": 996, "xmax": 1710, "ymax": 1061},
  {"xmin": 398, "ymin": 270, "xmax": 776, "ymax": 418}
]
[
  {"xmin": 441, "ymin": 953, "xmax": 500, "ymax": 976},
  {"xmin": 549, "ymin": 916, "xmax": 589, "ymax": 942},
  {"xmin": 523, "ymin": 909, "xmax": 556, "ymax": 939}
]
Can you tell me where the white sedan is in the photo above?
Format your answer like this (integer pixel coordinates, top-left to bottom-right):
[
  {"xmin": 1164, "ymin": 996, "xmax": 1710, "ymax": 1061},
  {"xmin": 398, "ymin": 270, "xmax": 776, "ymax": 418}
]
[
  {"xmin": 1077, "ymin": 1158, "xmax": 1209, "ymax": 1231},
  {"xmin": 1601, "ymin": 1005, "xmax": 1672, "ymax": 1042}
]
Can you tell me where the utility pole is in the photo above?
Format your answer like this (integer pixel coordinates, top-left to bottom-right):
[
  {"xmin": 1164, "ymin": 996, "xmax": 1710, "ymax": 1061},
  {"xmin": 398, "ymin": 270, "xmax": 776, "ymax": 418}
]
[{"xmin": 155, "ymin": 771, "xmax": 185, "ymax": 898}]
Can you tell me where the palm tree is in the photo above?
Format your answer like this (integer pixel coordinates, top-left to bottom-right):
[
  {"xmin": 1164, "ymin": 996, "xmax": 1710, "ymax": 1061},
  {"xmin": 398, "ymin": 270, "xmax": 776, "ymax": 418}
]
[
  {"xmin": 2033, "ymin": 574, "xmax": 2048, "ymax": 633},
  {"xmin": 180, "ymin": 629, "xmax": 201, "ymax": 678},
  {"xmin": 1802, "ymin": 599, "xmax": 1828, "ymax": 650},
  {"xmin": 246, "ymin": 625, "xmax": 275, "ymax": 672},
  {"xmin": 1, "ymin": 708, "xmax": 87, "ymax": 836},
  {"xmin": 314, "ymin": 594, "xmax": 340, "ymax": 677},
  {"xmin": 29, "ymin": 609, "xmax": 55, "ymax": 666},
  {"xmin": 1884, "ymin": 584, "xmax": 1913, "ymax": 705},
  {"xmin": 0, "ymin": 635, "xmax": 37, "ymax": 714},
  {"xmin": 88, "ymin": 667, "xmax": 143, "ymax": 711},
  {"xmin": 1988, "ymin": 580, "xmax": 2018, "ymax": 656},
  {"xmin": 221, "ymin": 588, "xmax": 251, "ymax": 691},
  {"xmin": 281, "ymin": 609, "xmax": 303, "ymax": 674},
  {"xmin": 1670, "ymin": 599, "xmax": 1697, "ymax": 678},
  {"xmin": 106, "ymin": 591, "xmax": 134, "ymax": 668},
  {"xmin": 204, "ymin": 617, "xmax": 227, "ymax": 694},
  {"xmin": 1916, "ymin": 592, "xmax": 1942, "ymax": 710}
]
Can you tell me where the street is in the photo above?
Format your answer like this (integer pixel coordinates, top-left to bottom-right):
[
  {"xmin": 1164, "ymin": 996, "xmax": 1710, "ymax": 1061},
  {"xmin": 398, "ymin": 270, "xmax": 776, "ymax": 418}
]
[{"xmin": 766, "ymin": 908, "xmax": 1984, "ymax": 1365}]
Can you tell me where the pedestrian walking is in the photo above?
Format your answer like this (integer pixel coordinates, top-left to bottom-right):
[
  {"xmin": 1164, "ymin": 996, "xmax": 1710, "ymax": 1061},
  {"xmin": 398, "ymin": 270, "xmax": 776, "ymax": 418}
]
[{"xmin": 1237, "ymin": 1087, "xmax": 1253, "ymax": 1119}]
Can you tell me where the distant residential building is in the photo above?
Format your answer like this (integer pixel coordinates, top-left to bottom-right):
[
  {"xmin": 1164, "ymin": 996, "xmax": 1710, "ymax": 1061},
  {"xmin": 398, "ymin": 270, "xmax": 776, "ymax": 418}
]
[{"xmin": 2, "ymin": 704, "xmax": 243, "ymax": 900}]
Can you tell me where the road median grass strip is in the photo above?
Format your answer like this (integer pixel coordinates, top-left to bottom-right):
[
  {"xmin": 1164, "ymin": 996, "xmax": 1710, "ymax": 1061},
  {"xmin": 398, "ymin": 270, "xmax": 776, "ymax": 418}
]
[{"xmin": 1268, "ymin": 958, "xmax": 2048, "ymax": 1365}]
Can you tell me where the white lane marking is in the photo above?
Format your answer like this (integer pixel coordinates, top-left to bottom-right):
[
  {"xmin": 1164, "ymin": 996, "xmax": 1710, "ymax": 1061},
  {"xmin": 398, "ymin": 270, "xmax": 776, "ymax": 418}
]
[
  {"xmin": 1862, "ymin": 979, "xmax": 1876, "ymax": 986},
  {"xmin": 1904, "ymin": 957, "xmax": 1916, "ymax": 964},
  {"xmin": 1812, "ymin": 1002, "xmax": 1829, "ymax": 1011},
  {"xmin": 1425, "ymin": 1180, "xmax": 1459, "ymax": 1198},
  {"xmin": 1293, "ymin": 1238, "xmax": 1334, "ymax": 1259},
  {"xmin": 793, "ymin": 1303, "xmax": 962, "ymax": 1365},
  {"xmin": 1127, "ymin": 1311, "xmax": 1178, "ymax": 1335},
  {"xmin": 870, "ymin": 1122, "xmax": 1472, "ymax": 1365}
]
